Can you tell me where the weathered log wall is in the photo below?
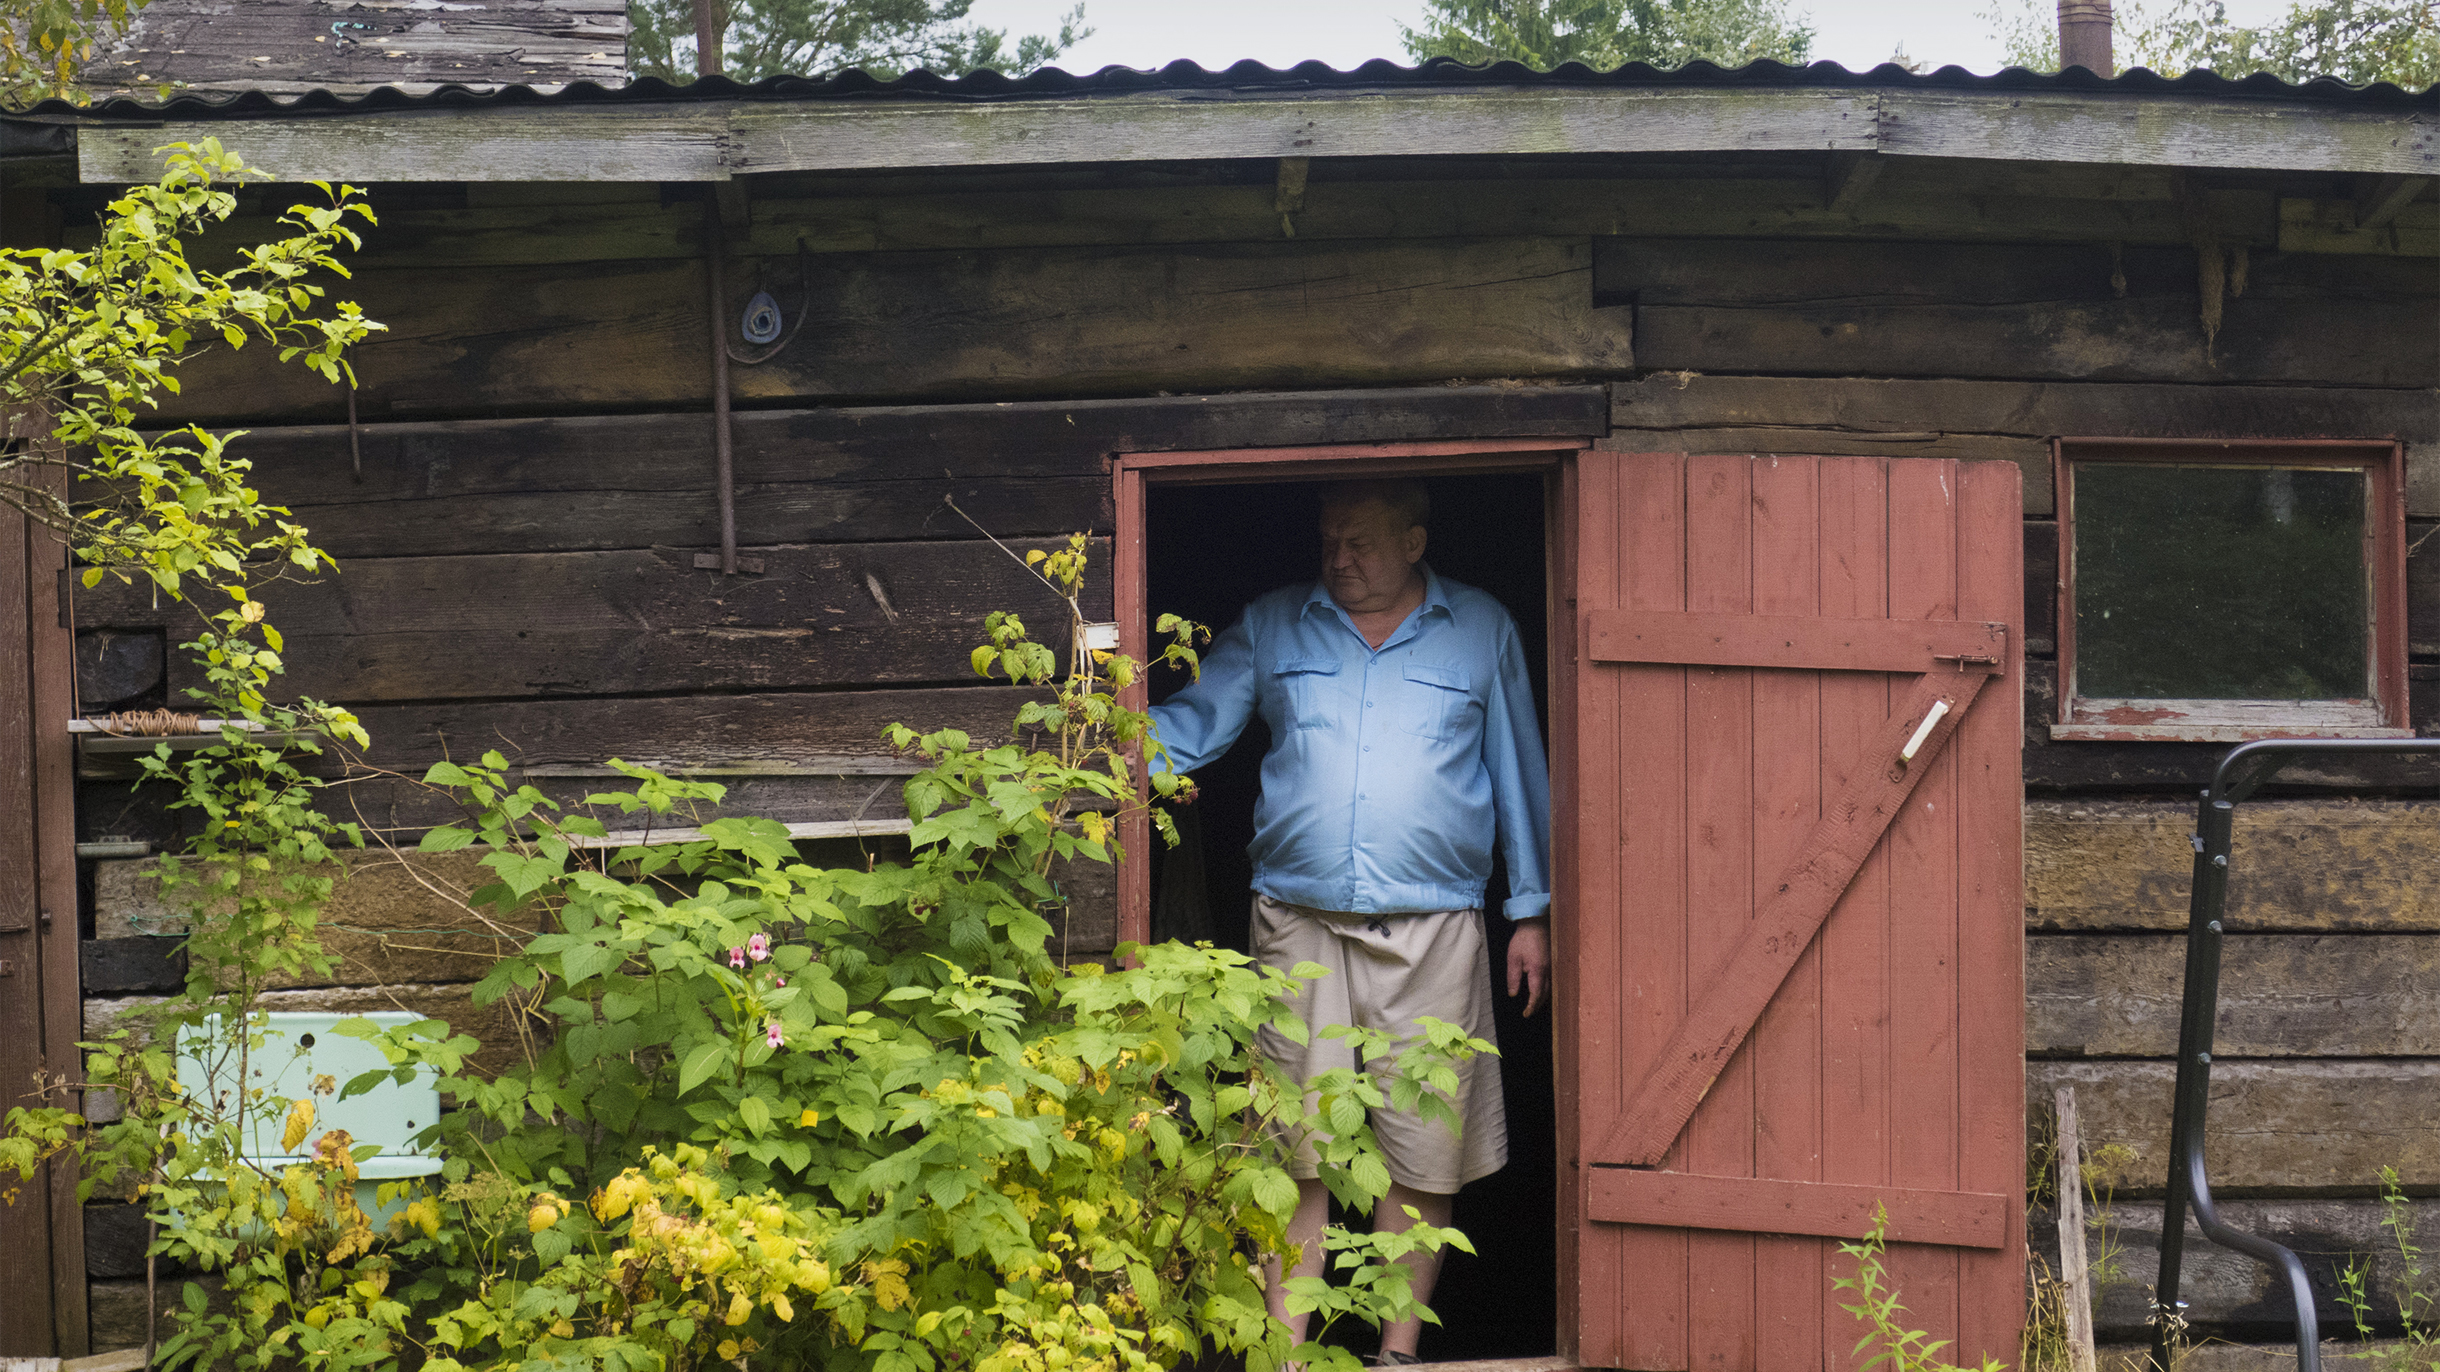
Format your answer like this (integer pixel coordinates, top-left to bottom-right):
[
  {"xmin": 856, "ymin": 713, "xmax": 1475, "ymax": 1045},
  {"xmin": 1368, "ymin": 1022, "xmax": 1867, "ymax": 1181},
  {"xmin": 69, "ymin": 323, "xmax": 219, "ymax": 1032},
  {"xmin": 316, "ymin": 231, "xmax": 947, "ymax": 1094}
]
[{"xmin": 43, "ymin": 153, "xmax": 2437, "ymax": 1351}]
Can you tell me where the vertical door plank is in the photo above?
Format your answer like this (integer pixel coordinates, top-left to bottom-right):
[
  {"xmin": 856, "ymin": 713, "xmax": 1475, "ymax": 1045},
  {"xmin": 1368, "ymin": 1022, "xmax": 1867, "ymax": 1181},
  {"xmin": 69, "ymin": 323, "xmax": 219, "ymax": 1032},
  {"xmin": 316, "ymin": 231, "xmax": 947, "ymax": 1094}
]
[
  {"xmin": 1681, "ymin": 454, "xmax": 1758, "ymax": 1372},
  {"xmin": 1954, "ymin": 460, "xmax": 2028, "ymax": 1366},
  {"xmin": 27, "ymin": 470, "xmax": 86, "ymax": 1354},
  {"xmin": 1612, "ymin": 452, "xmax": 1692, "ymax": 1371},
  {"xmin": 1814, "ymin": 456, "xmax": 1893, "ymax": 1370},
  {"xmin": 1746, "ymin": 457, "xmax": 1825, "ymax": 1372},
  {"xmin": 1882, "ymin": 459, "xmax": 1965, "ymax": 1354},
  {"xmin": 0, "ymin": 491, "xmax": 58, "ymax": 1356},
  {"xmin": 1569, "ymin": 453, "xmax": 1623, "ymax": 1368},
  {"xmin": 1550, "ymin": 460, "xmax": 1584, "ymax": 1365}
]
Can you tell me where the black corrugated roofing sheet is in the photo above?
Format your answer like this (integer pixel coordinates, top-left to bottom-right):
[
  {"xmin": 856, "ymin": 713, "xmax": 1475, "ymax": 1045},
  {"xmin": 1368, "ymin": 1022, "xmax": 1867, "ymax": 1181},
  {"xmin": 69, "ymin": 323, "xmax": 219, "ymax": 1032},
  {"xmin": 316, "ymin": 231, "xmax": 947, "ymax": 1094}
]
[{"xmin": 12, "ymin": 54, "xmax": 2437, "ymax": 121}]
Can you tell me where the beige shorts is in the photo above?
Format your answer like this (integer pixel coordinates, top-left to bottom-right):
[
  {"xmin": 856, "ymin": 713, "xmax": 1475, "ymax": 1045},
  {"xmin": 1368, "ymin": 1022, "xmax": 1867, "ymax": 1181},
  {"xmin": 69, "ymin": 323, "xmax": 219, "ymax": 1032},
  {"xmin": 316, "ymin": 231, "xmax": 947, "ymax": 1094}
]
[{"xmin": 1251, "ymin": 893, "xmax": 1508, "ymax": 1195}]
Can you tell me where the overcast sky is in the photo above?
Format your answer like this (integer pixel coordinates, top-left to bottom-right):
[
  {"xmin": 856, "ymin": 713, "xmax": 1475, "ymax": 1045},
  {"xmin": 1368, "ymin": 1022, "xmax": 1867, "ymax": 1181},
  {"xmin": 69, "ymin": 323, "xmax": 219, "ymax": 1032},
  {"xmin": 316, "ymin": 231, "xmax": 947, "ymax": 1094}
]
[{"xmin": 963, "ymin": 0, "xmax": 2296, "ymax": 76}]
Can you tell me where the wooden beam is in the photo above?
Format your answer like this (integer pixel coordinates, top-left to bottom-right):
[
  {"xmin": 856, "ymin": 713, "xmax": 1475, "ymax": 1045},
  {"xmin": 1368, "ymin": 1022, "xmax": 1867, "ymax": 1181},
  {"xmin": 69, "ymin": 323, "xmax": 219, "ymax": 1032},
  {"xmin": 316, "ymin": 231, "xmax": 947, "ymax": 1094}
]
[
  {"xmin": 2030, "ymin": 1059, "xmax": 2440, "ymax": 1193},
  {"xmin": 2030, "ymin": 933, "xmax": 2440, "ymax": 1056},
  {"xmin": 1607, "ymin": 375, "xmax": 2440, "ymax": 519},
  {"xmin": 2279, "ymin": 195, "xmax": 2440, "ymax": 255},
  {"xmin": 73, "ymin": 540, "xmax": 1114, "ymax": 704},
  {"xmin": 1584, "ymin": 609, "xmax": 2006, "ymax": 673},
  {"xmin": 1585, "ymin": 1168, "xmax": 2010, "ymax": 1248},
  {"xmin": 69, "ymin": 86, "xmax": 2440, "ymax": 185},
  {"xmin": 2027, "ymin": 798, "xmax": 2440, "ymax": 933},
  {"xmin": 2354, "ymin": 173, "xmax": 2434, "ymax": 231},
  {"xmin": 147, "ymin": 239, "xmax": 1630, "ymax": 422},
  {"xmin": 1824, "ymin": 149, "xmax": 1886, "ymax": 215}
]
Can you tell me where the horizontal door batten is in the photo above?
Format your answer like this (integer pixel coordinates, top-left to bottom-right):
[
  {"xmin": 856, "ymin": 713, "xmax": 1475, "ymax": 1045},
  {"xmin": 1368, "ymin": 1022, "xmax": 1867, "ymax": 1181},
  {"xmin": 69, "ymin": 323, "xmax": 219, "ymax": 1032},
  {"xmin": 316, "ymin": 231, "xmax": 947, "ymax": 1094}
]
[
  {"xmin": 1585, "ymin": 609, "xmax": 2007, "ymax": 674},
  {"xmin": 1586, "ymin": 1168, "xmax": 2010, "ymax": 1249}
]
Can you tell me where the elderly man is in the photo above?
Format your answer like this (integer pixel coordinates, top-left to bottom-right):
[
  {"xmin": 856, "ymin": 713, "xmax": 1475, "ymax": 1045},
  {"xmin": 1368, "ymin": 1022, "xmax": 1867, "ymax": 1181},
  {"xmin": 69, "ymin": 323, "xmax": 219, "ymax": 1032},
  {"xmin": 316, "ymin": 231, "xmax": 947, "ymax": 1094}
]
[{"xmin": 1147, "ymin": 478, "xmax": 1552, "ymax": 1366}]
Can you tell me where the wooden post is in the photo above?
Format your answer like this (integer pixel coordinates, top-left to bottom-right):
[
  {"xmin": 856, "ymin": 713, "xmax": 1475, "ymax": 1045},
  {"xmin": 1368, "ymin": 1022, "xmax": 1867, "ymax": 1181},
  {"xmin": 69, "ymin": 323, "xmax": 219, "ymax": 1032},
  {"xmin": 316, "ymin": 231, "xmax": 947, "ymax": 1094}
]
[{"xmin": 2056, "ymin": 1086, "xmax": 2099, "ymax": 1372}]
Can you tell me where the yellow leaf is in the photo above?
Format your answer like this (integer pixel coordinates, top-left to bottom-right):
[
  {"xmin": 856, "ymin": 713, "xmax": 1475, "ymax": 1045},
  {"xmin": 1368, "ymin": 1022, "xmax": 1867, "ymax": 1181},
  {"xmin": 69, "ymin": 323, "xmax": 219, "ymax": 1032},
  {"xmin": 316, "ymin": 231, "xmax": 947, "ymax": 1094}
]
[
  {"xmin": 772, "ymin": 1293, "xmax": 794, "ymax": 1323},
  {"xmin": 280, "ymin": 1097, "xmax": 315, "ymax": 1151},
  {"xmin": 798, "ymin": 1109, "xmax": 820, "ymax": 1127},
  {"xmin": 725, "ymin": 1290, "xmax": 752, "ymax": 1326}
]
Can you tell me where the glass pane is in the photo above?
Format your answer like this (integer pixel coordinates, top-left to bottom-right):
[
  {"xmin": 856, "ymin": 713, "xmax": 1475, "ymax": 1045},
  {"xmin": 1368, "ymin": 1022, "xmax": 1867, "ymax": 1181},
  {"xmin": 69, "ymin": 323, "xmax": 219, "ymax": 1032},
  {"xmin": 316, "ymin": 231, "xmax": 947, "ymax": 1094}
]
[{"xmin": 2073, "ymin": 464, "xmax": 2369, "ymax": 701}]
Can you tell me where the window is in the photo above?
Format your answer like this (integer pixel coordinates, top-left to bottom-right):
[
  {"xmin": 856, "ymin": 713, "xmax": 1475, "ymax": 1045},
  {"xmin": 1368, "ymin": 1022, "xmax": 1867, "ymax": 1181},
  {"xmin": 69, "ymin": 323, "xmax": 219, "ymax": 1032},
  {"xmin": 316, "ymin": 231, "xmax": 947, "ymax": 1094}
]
[{"xmin": 2054, "ymin": 438, "xmax": 2409, "ymax": 741}]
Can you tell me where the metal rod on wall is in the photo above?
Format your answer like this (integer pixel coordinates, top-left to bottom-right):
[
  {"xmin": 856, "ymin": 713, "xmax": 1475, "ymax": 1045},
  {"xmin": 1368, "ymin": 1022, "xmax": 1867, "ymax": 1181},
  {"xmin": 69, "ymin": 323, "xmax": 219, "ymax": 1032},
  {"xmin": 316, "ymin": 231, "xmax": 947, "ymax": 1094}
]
[{"xmin": 707, "ymin": 206, "xmax": 737, "ymax": 577}]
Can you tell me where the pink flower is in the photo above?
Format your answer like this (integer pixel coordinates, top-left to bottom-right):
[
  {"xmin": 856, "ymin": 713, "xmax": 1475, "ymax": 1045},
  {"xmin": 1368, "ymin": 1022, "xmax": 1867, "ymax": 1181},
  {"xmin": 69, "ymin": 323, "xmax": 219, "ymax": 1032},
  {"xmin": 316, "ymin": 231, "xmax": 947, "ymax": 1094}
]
[
  {"xmin": 747, "ymin": 933, "xmax": 771, "ymax": 963},
  {"xmin": 727, "ymin": 946, "xmax": 746, "ymax": 970},
  {"xmin": 774, "ymin": 977, "xmax": 786, "ymax": 988},
  {"xmin": 765, "ymin": 1021, "xmax": 785, "ymax": 1049}
]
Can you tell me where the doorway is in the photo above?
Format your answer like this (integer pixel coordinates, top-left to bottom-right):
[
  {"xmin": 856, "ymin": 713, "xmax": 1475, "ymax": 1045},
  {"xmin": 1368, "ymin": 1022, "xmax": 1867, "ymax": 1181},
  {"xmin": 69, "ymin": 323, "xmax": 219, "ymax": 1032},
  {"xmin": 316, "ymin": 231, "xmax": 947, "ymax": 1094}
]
[{"xmin": 1116, "ymin": 441, "xmax": 1580, "ymax": 1362}]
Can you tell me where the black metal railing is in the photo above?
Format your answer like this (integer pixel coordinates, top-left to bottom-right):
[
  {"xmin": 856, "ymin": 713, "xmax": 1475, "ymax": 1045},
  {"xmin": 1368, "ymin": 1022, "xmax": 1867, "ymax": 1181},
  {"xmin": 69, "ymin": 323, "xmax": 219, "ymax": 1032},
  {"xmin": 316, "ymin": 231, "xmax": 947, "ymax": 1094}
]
[{"xmin": 2150, "ymin": 738, "xmax": 2440, "ymax": 1372}]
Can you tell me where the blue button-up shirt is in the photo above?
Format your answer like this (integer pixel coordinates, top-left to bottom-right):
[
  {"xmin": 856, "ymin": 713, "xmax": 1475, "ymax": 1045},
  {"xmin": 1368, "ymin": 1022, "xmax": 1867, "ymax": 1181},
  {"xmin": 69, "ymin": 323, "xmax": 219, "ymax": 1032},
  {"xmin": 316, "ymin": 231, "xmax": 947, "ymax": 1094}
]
[{"xmin": 1147, "ymin": 566, "xmax": 1552, "ymax": 921}]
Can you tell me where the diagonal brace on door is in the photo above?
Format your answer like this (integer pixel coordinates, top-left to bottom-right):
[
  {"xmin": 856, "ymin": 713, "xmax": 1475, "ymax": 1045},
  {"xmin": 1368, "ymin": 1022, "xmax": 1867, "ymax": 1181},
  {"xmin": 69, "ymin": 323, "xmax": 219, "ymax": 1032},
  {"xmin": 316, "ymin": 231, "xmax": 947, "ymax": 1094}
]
[{"xmin": 1589, "ymin": 657, "xmax": 2000, "ymax": 1168}]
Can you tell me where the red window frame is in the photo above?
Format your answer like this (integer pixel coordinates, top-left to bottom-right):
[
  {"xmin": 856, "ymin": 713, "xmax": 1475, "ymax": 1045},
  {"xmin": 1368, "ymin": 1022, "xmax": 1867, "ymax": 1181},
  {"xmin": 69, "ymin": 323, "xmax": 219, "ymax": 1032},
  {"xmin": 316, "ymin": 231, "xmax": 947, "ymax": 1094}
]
[{"xmin": 2052, "ymin": 437, "xmax": 2410, "ymax": 742}]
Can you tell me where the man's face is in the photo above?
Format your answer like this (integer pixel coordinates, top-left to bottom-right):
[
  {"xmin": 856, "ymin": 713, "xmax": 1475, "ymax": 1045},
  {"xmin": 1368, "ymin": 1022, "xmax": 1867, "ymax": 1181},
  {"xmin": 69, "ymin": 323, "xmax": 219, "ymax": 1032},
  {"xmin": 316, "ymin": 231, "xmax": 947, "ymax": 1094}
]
[{"xmin": 1319, "ymin": 498, "xmax": 1427, "ymax": 613}]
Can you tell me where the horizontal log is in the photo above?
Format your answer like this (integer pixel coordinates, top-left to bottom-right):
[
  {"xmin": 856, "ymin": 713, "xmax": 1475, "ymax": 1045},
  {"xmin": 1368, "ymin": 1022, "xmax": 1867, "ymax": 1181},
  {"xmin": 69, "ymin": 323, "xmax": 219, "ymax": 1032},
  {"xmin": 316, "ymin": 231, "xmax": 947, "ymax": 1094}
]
[
  {"xmin": 85, "ymin": 981, "xmax": 531, "ymax": 1082},
  {"xmin": 2027, "ymin": 799, "xmax": 2440, "ymax": 931},
  {"xmin": 78, "ymin": 88, "xmax": 2440, "ymax": 184},
  {"xmin": 1631, "ymin": 294, "xmax": 2434, "ymax": 388},
  {"xmin": 92, "ymin": 851, "xmax": 542, "ymax": 985},
  {"xmin": 2028, "ymin": 933, "xmax": 2440, "ymax": 1055},
  {"xmin": 173, "ymin": 385, "xmax": 1603, "ymax": 555},
  {"xmin": 1602, "ymin": 237, "xmax": 2431, "ymax": 307},
  {"xmin": 344, "ymin": 687, "xmax": 1037, "ymax": 772},
  {"xmin": 80, "ymin": 938, "xmax": 187, "ymax": 995},
  {"xmin": 83, "ymin": 1204, "xmax": 157, "ymax": 1280},
  {"xmin": 2022, "ymin": 662, "xmax": 2440, "ymax": 791},
  {"xmin": 113, "ymin": 170, "xmax": 2284, "ymax": 271},
  {"xmin": 2279, "ymin": 197, "xmax": 2440, "ymax": 256},
  {"xmin": 2028, "ymin": 1059, "xmax": 2440, "ymax": 1194},
  {"xmin": 152, "ymin": 240, "xmax": 1630, "ymax": 422},
  {"xmin": 75, "ymin": 539, "xmax": 1114, "ymax": 702},
  {"xmin": 95, "ymin": 827, "xmax": 1115, "ymax": 966},
  {"xmin": 2030, "ymin": 1196, "xmax": 2440, "ymax": 1340},
  {"xmin": 1610, "ymin": 376, "xmax": 2440, "ymax": 518}
]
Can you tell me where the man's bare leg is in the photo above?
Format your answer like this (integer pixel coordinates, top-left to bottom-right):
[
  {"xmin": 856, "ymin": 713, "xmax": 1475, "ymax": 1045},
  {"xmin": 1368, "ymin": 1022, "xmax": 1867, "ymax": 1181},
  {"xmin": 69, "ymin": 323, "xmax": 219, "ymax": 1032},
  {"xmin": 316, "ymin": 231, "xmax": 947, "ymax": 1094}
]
[
  {"xmin": 1265, "ymin": 1178, "xmax": 1333, "ymax": 1348},
  {"xmin": 1375, "ymin": 1182, "xmax": 1456, "ymax": 1360}
]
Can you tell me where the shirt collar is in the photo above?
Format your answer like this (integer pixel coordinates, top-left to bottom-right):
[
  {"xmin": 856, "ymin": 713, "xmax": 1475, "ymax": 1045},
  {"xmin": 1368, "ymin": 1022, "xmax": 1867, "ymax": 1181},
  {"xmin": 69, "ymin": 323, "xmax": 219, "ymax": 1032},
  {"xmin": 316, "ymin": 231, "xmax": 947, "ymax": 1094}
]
[{"xmin": 1303, "ymin": 563, "xmax": 1452, "ymax": 624}]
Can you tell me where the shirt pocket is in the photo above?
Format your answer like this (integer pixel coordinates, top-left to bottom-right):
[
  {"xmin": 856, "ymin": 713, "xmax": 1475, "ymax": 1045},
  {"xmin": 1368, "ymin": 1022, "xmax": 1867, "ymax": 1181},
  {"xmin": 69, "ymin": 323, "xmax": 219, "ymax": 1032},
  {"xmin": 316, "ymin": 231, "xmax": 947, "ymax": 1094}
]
[
  {"xmin": 1397, "ymin": 661, "xmax": 1473, "ymax": 741},
  {"xmin": 1272, "ymin": 657, "xmax": 1341, "ymax": 732}
]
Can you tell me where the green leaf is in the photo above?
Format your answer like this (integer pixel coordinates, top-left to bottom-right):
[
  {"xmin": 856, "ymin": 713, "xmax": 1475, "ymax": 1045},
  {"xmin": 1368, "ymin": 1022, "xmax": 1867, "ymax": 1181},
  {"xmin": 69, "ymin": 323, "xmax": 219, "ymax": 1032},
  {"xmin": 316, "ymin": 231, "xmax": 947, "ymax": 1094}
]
[
  {"xmin": 737, "ymin": 1095, "xmax": 772, "ymax": 1135},
  {"xmin": 676, "ymin": 1041, "xmax": 728, "ymax": 1096},
  {"xmin": 416, "ymin": 825, "xmax": 476, "ymax": 853}
]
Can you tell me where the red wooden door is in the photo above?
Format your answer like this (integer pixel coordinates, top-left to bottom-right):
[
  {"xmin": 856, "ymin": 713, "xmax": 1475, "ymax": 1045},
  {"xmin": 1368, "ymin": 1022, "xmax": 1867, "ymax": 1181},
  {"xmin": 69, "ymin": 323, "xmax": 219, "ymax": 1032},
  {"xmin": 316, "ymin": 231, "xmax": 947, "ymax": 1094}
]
[{"xmin": 1562, "ymin": 452, "xmax": 2023, "ymax": 1372}]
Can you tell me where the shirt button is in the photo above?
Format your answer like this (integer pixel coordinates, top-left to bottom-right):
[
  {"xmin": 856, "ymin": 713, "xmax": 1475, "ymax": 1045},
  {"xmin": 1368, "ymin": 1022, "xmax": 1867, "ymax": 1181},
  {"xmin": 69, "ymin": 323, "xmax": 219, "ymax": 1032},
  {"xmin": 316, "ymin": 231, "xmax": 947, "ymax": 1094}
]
[{"xmin": 1363, "ymin": 746, "xmax": 1370, "ymax": 752}]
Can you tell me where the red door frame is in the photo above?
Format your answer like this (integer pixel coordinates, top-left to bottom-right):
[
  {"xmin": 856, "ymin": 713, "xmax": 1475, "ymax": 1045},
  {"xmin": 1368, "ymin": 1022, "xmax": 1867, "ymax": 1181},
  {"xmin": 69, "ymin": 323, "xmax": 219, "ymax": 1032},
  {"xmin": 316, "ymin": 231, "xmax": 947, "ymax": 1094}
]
[{"xmin": 1108, "ymin": 435, "xmax": 1590, "ymax": 1357}]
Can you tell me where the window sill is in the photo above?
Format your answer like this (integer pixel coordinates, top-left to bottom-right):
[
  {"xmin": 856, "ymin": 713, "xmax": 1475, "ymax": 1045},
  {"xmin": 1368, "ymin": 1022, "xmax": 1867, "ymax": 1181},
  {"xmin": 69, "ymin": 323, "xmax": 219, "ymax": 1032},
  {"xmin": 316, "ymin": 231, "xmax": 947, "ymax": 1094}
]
[{"xmin": 2049, "ymin": 723, "xmax": 2416, "ymax": 742}]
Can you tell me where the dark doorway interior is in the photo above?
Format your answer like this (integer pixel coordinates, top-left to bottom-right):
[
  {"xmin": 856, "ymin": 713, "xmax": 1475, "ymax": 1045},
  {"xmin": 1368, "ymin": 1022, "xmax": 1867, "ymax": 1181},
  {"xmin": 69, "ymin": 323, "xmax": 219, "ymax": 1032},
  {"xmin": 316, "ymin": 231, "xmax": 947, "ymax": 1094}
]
[{"xmin": 1143, "ymin": 472, "xmax": 1556, "ymax": 1361}]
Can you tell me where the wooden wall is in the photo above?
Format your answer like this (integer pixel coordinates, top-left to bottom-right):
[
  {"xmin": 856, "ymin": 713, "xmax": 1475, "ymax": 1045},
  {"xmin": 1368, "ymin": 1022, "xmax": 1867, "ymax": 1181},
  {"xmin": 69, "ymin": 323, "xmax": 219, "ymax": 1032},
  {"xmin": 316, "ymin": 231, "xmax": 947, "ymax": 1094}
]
[{"xmin": 28, "ymin": 150, "xmax": 2438, "ymax": 1352}]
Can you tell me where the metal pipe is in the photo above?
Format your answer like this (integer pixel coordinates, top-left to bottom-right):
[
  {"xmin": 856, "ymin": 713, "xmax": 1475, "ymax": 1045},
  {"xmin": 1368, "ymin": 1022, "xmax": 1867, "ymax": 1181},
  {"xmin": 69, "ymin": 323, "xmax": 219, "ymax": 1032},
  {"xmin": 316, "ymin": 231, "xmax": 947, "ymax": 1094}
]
[
  {"xmin": 707, "ymin": 205, "xmax": 737, "ymax": 576},
  {"xmin": 2151, "ymin": 738, "xmax": 2440, "ymax": 1372},
  {"xmin": 2058, "ymin": 0, "xmax": 2115, "ymax": 75}
]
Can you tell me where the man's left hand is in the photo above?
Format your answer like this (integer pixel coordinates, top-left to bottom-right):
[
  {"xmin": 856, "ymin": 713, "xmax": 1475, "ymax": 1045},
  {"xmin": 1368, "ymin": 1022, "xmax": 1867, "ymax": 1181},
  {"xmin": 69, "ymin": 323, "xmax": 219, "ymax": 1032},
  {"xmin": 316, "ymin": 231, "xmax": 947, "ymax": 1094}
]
[{"xmin": 1506, "ymin": 916, "xmax": 1551, "ymax": 1018}]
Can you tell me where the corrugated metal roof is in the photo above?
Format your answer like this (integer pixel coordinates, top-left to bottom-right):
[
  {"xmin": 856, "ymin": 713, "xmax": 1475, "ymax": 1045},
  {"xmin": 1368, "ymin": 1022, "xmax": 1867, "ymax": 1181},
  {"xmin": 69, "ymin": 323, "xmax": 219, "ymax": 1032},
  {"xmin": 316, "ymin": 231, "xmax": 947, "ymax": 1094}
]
[{"xmin": 13, "ymin": 54, "xmax": 2436, "ymax": 122}]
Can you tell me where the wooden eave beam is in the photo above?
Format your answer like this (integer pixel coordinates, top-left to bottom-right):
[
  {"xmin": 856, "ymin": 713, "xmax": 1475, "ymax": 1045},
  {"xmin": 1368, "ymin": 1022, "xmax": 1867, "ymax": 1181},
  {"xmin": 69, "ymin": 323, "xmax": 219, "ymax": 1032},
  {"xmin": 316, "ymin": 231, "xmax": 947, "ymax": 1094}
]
[{"xmin": 66, "ymin": 86, "xmax": 2440, "ymax": 184}]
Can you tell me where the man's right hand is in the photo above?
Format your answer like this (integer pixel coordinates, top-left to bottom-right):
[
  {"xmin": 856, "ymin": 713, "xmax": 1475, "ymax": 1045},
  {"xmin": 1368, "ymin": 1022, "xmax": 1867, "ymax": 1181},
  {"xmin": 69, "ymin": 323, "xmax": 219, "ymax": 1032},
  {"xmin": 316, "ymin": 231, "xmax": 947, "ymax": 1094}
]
[{"xmin": 1506, "ymin": 915, "xmax": 1551, "ymax": 1017}]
